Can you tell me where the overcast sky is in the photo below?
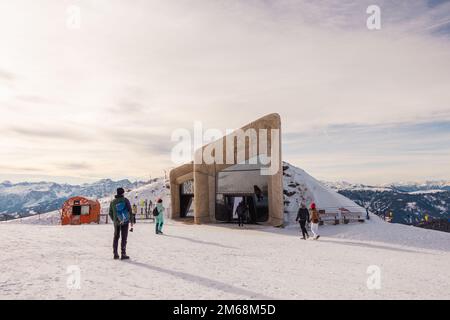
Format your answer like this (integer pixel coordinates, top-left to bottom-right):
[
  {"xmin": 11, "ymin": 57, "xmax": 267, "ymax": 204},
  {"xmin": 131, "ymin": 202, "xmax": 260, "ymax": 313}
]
[{"xmin": 1, "ymin": 0, "xmax": 450, "ymax": 184}]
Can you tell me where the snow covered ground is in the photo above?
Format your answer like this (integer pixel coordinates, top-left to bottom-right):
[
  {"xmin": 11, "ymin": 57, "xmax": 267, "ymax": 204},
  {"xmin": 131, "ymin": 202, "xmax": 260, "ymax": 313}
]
[
  {"xmin": 1, "ymin": 163, "xmax": 448, "ymax": 299},
  {"xmin": 1, "ymin": 214, "xmax": 449, "ymax": 300}
]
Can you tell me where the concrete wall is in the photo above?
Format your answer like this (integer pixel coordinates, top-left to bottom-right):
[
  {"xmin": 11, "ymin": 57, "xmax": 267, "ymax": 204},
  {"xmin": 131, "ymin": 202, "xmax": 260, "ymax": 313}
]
[
  {"xmin": 169, "ymin": 163, "xmax": 193, "ymax": 219},
  {"xmin": 169, "ymin": 113, "xmax": 283, "ymax": 226}
]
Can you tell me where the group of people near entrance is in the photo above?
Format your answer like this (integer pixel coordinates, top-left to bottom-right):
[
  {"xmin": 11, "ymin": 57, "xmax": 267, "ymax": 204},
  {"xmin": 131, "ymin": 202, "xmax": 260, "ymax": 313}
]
[
  {"xmin": 296, "ymin": 202, "xmax": 320, "ymax": 240},
  {"xmin": 108, "ymin": 188, "xmax": 165, "ymax": 260},
  {"xmin": 108, "ymin": 187, "xmax": 321, "ymax": 260}
]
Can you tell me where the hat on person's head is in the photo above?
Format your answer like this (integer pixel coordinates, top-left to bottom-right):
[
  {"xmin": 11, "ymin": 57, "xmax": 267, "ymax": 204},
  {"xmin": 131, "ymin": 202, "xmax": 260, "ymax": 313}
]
[
  {"xmin": 310, "ymin": 202, "xmax": 316, "ymax": 209},
  {"xmin": 117, "ymin": 187, "xmax": 125, "ymax": 196}
]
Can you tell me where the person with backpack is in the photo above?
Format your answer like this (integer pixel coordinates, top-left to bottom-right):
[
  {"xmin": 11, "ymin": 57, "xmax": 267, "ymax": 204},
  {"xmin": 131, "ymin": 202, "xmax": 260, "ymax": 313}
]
[
  {"xmin": 109, "ymin": 188, "xmax": 133, "ymax": 260},
  {"xmin": 153, "ymin": 198, "xmax": 165, "ymax": 234},
  {"xmin": 309, "ymin": 202, "xmax": 320, "ymax": 240},
  {"xmin": 296, "ymin": 203, "xmax": 310, "ymax": 240}
]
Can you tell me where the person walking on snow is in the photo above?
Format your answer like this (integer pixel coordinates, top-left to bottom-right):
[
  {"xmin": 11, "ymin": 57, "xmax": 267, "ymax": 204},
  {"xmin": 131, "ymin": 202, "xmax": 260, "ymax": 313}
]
[
  {"xmin": 149, "ymin": 199, "xmax": 153, "ymax": 210},
  {"xmin": 109, "ymin": 187, "xmax": 133, "ymax": 260},
  {"xmin": 148, "ymin": 199, "xmax": 154, "ymax": 221},
  {"xmin": 140, "ymin": 199, "xmax": 145, "ymax": 216},
  {"xmin": 309, "ymin": 202, "xmax": 320, "ymax": 240},
  {"xmin": 296, "ymin": 203, "xmax": 310, "ymax": 240},
  {"xmin": 154, "ymin": 198, "xmax": 165, "ymax": 234},
  {"xmin": 144, "ymin": 199, "xmax": 148, "ymax": 218},
  {"xmin": 131, "ymin": 203, "xmax": 138, "ymax": 224}
]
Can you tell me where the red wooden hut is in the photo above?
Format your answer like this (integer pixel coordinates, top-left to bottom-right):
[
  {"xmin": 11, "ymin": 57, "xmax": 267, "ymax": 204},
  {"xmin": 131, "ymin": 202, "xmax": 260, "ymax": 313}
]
[{"xmin": 61, "ymin": 196, "xmax": 101, "ymax": 225}]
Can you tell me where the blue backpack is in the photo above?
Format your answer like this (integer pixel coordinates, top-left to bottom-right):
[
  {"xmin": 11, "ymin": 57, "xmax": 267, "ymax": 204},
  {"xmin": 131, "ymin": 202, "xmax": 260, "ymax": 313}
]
[{"xmin": 115, "ymin": 200, "xmax": 129, "ymax": 224}]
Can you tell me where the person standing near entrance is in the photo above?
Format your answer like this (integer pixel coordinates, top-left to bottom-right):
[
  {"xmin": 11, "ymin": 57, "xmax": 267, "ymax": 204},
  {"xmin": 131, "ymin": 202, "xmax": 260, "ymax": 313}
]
[
  {"xmin": 109, "ymin": 188, "xmax": 133, "ymax": 260},
  {"xmin": 236, "ymin": 201, "xmax": 246, "ymax": 227},
  {"xmin": 309, "ymin": 202, "xmax": 320, "ymax": 240},
  {"xmin": 296, "ymin": 203, "xmax": 310, "ymax": 240},
  {"xmin": 243, "ymin": 202, "xmax": 249, "ymax": 225},
  {"xmin": 154, "ymin": 198, "xmax": 165, "ymax": 234}
]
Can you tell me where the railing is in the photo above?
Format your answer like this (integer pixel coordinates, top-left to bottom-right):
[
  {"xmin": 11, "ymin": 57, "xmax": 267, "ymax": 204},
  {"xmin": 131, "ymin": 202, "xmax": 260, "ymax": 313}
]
[
  {"xmin": 100, "ymin": 207, "xmax": 173, "ymax": 224},
  {"xmin": 416, "ymin": 219, "xmax": 450, "ymax": 233},
  {"xmin": 285, "ymin": 205, "xmax": 366, "ymax": 226}
]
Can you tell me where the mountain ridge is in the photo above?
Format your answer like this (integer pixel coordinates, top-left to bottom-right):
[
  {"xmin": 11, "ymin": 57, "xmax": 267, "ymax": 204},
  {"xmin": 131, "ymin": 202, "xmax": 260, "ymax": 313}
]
[
  {"xmin": 2, "ymin": 170, "xmax": 449, "ymax": 225},
  {"xmin": 0, "ymin": 178, "xmax": 149, "ymax": 220}
]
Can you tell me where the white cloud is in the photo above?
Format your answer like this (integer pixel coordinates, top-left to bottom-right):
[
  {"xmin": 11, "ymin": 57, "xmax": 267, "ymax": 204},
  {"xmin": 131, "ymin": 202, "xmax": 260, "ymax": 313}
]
[{"xmin": 0, "ymin": 0, "xmax": 449, "ymax": 183}]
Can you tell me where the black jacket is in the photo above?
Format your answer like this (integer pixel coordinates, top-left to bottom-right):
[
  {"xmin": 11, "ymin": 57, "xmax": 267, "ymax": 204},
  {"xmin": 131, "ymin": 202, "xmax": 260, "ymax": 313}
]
[
  {"xmin": 236, "ymin": 204, "xmax": 247, "ymax": 217},
  {"xmin": 296, "ymin": 208, "xmax": 310, "ymax": 222}
]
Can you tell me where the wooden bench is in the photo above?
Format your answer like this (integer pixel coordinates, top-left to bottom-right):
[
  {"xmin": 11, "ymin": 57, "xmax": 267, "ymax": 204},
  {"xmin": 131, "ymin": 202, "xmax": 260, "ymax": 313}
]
[
  {"xmin": 341, "ymin": 212, "xmax": 365, "ymax": 224},
  {"xmin": 319, "ymin": 210, "xmax": 340, "ymax": 225}
]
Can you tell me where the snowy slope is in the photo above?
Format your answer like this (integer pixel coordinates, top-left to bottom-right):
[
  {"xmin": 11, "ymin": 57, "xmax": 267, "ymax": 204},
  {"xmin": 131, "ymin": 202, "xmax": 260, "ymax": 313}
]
[
  {"xmin": 120, "ymin": 179, "xmax": 171, "ymax": 208},
  {"xmin": 98, "ymin": 178, "xmax": 171, "ymax": 218},
  {"xmin": 5, "ymin": 210, "xmax": 61, "ymax": 225},
  {"xmin": 283, "ymin": 162, "xmax": 365, "ymax": 224}
]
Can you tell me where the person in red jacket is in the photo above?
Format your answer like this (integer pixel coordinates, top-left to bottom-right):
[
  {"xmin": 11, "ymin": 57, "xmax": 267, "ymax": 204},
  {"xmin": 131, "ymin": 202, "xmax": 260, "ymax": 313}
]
[{"xmin": 309, "ymin": 202, "xmax": 320, "ymax": 240}]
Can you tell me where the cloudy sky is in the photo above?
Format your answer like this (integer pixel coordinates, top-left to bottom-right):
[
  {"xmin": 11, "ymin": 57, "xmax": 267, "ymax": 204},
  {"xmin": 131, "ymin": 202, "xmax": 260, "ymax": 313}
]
[{"xmin": 1, "ymin": 0, "xmax": 450, "ymax": 184}]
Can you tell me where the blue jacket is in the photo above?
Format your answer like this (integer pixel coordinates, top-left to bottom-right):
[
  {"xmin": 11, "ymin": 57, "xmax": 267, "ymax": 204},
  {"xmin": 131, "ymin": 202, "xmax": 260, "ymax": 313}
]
[{"xmin": 109, "ymin": 195, "xmax": 133, "ymax": 225}]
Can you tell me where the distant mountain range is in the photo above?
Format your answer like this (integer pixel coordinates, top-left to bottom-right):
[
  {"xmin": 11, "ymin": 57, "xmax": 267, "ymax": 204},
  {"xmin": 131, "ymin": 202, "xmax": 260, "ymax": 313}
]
[
  {"xmin": 324, "ymin": 181, "xmax": 450, "ymax": 224},
  {"xmin": 325, "ymin": 180, "xmax": 450, "ymax": 193},
  {"xmin": 2, "ymin": 177, "xmax": 449, "ymax": 226},
  {"xmin": 0, "ymin": 179, "xmax": 148, "ymax": 221}
]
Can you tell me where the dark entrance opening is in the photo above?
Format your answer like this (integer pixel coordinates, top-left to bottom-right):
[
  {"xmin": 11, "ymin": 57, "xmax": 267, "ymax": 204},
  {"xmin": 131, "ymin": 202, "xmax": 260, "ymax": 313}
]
[
  {"xmin": 180, "ymin": 194, "xmax": 193, "ymax": 218},
  {"xmin": 215, "ymin": 162, "xmax": 269, "ymax": 224},
  {"xmin": 72, "ymin": 205, "xmax": 82, "ymax": 215},
  {"xmin": 215, "ymin": 194, "xmax": 268, "ymax": 224},
  {"xmin": 180, "ymin": 180, "xmax": 194, "ymax": 218}
]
